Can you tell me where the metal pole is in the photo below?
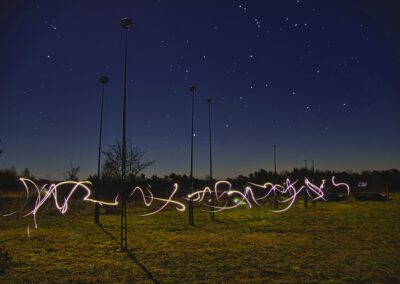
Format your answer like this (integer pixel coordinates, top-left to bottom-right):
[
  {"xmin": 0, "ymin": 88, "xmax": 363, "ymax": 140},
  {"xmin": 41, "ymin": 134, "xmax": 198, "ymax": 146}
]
[
  {"xmin": 189, "ymin": 86, "xmax": 196, "ymax": 225},
  {"xmin": 304, "ymin": 159, "xmax": 308, "ymax": 207},
  {"xmin": 273, "ymin": 145, "xmax": 277, "ymax": 176},
  {"xmin": 312, "ymin": 160, "xmax": 316, "ymax": 207},
  {"xmin": 273, "ymin": 145, "xmax": 278, "ymax": 209},
  {"xmin": 208, "ymin": 98, "xmax": 215, "ymax": 221},
  {"xmin": 120, "ymin": 17, "xmax": 132, "ymax": 251},
  {"xmin": 95, "ymin": 76, "xmax": 108, "ymax": 224}
]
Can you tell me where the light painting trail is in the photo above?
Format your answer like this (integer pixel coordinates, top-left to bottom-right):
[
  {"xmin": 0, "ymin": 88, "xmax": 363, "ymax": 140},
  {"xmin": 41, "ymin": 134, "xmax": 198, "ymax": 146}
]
[
  {"xmin": 2, "ymin": 177, "xmax": 350, "ymax": 227},
  {"xmin": 129, "ymin": 184, "xmax": 186, "ymax": 216},
  {"xmin": 18, "ymin": 178, "xmax": 119, "ymax": 228}
]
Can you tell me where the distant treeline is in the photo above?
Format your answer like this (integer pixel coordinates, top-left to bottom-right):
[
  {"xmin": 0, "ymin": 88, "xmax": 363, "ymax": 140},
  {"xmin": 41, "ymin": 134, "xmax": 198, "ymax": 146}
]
[
  {"xmin": 122, "ymin": 168, "xmax": 400, "ymax": 197},
  {"xmin": 1, "ymin": 167, "xmax": 398, "ymax": 197}
]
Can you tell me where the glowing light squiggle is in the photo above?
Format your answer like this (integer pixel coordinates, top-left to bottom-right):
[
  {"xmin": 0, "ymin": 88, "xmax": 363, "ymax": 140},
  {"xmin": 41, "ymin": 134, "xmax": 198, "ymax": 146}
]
[
  {"xmin": 2, "ymin": 177, "xmax": 350, "ymax": 227},
  {"xmin": 129, "ymin": 184, "xmax": 185, "ymax": 216},
  {"xmin": 18, "ymin": 178, "xmax": 119, "ymax": 228}
]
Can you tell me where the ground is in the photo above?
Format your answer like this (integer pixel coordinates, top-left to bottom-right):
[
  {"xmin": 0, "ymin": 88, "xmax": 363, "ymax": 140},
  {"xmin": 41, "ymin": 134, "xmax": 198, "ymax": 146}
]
[{"xmin": 0, "ymin": 194, "xmax": 399, "ymax": 283}]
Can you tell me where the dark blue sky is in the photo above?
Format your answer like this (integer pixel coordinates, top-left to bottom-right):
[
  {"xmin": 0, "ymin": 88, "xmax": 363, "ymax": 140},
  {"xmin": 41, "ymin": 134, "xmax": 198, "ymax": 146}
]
[{"xmin": 0, "ymin": 0, "xmax": 399, "ymax": 180}]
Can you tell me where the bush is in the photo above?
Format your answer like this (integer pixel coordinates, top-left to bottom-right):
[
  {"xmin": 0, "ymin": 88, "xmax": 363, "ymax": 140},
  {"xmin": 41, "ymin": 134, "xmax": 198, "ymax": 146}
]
[{"xmin": 0, "ymin": 167, "xmax": 19, "ymax": 191}]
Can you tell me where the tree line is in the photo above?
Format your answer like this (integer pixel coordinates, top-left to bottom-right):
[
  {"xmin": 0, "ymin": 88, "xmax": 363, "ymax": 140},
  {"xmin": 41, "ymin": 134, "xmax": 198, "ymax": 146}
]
[
  {"xmin": 0, "ymin": 140, "xmax": 399, "ymax": 196},
  {"xmin": 1, "ymin": 166, "xmax": 399, "ymax": 197}
]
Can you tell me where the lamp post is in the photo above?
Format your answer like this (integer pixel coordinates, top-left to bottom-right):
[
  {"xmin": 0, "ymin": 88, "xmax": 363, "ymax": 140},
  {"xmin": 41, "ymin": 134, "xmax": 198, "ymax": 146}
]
[
  {"xmin": 120, "ymin": 17, "xmax": 132, "ymax": 251},
  {"xmin": 94, "ymin": 75, "xmax": 108, "ymax": 224},
  {"xmin": 207, "ymin": 97, "xmax": 215, "ymax": 221},
  {"xmin": 312, "ymin": 160, "xmax": 316, "ymax": 207},
  {"xmin": 273, "ymin": 145, "xmax": 278, "ymax": 209},
  {"xmin": 273, "ymin": 145, "xmax": 277, "ymax": 176},
  {"xmin": 188, "ymin": 85, "xmax": 196, "ymax": 225},
  {"xmin": 304, "ymin": 159, "xmax": 308, "ymax": 208}
]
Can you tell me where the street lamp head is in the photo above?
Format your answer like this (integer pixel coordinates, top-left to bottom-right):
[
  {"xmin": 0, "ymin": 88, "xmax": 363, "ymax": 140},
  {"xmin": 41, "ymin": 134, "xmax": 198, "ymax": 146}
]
[
  {"xmin": 99, "ymin": 75, "xmax": 109, "ymax": 84},
  {"xmin": 207, "ymin": 97, "xmax": 212, "ymax": 103},
  {"xmin": 120, "ymin": 18, "xmax": 133, "ymax": 30},
  {"xmin": 190, "ymin": 86, "xmax": 197, "ymax": 93}
]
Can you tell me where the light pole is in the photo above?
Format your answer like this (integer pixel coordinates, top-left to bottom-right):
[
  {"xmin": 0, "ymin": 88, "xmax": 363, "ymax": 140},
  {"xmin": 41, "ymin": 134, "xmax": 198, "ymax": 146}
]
[
  {"xmin": 304, "ymin": 159, "xmax": 308, "ymax": 208},
  {"xmin": 189, "ymin": 85, "xmax": 196, "ymax": 225},
  {"xmin": 273, "ymin": 145, "xmax": 277, "ymax": 176},
  {"xmin": 120, "ymin": 17, "xmax": 132, "ymax": 251},
  {"xmin": 312, "ymin": 160, "xmax": 316, "ymax": 207},
  {"xmin": 207, "ymin": 97, "xmax": 215, "ymax": 221},
  {"xmin": 95, "ymin": 75, "xmax": 108, "ymax": 224},
  {"xmin": 273, "ymin": 145, "xmax": 278, "ymax": 209}
]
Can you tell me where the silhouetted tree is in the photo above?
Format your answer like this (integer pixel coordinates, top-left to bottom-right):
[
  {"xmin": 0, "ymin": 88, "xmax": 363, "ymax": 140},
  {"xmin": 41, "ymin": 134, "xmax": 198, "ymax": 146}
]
[
  {"xmin": 64, "ymin": 164, "xmax": 80, "ymax": 181},
  {"xmin": 0, "ymin": 167, "xmax": 19, "ymax": 190},
  {"xmin": 21, "ymin": 168, "xmax": 31, "ymax": 179},
  {"xmin": 102, "ymin": 140, "xmax": 155, "ymax": 182}
]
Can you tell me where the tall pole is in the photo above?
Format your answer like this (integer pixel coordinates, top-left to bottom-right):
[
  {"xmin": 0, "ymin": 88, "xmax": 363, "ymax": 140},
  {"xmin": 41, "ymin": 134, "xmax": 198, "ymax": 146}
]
[
  {"xmin": 312, "ymin": 160, "xmax": 316, "ymax": 207},
  {"xmin": 273, "ymin": 145, "xmax": 278, "ymax": 209},
  {"xmin": 207, "ymin": 98, "xmax": 215, "ymax": 221},
  {"xmin": 273, "ymin": 145, "xmax": 277, "ymax": 176},
  {"xmin": 120, "ymin": 17, "xmax": 132, "ymax": 251},
  {"xmin": 304, "ymin": 159, "xmax": 308, "ymax": 208},
  {"xmin": 189, "ymin": 85, "xmax": 196, "ymax": 225},
  {"xmin": 95, "ymin": 75, "xmax": 108, "ymax": 224}
]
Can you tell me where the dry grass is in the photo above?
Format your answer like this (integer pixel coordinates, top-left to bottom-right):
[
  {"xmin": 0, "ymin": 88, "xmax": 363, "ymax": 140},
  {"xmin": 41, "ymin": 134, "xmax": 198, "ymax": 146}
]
[{"xmin": 0, "ymin": 194, "xmax": 399, "ymax": 283}]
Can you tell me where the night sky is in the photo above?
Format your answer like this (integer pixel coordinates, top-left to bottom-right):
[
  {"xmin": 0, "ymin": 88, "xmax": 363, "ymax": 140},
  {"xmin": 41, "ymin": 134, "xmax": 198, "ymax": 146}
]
[{"xmin": 0, "ymin": 0, "xmax": 399, "ymax": 180}]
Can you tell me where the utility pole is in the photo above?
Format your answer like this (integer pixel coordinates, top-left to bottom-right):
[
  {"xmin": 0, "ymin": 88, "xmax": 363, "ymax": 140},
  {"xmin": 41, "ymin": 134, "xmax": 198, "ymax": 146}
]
[
  {"xmin": 95, "ymin": 75, "xmax": 108, "ymax": 224},
  {"xmin": 208, "ymin": 98, "xmax": 215, "ymax": 221},
  {"xmin": 304, "ymin": 159, "xmax": 308, "ymax": 208},
  {"xmin": 312, "ymin": 160, "xmax": 316, "ymax": 207},
  {"xmin": 188, "ymin": 85, "xmax": 196, "ymax": 225},
  {"xmin": 273, "ymin": 145, "xmax": 278, "ymax": 209},
  {"xmin": 273, "ymin": 145, "xmax": 277, "ymax": 176},
  {"xmin": 119, "ymin": 17, "xmax": 132, "ymax": 251}
]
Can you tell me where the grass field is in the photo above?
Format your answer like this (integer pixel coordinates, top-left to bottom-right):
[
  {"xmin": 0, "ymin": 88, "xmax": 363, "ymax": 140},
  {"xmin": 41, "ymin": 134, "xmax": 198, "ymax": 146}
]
[{"xmin": 1, "ymin": 194, "xmax": 399, "ymax": 283}]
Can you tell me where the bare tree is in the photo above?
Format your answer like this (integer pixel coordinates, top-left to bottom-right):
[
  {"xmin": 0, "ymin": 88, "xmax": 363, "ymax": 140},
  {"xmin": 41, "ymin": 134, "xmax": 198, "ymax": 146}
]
[
  {"xmin": 21, "ymin": 168, "xmax": 31, "ymax": 179},
  {"xmin": 102, "ymin": 140, "xmax": 155, "ymax": 182},
  {"xmin": 64, "ymin": 164, "xmax": 80, "ymax": 181}
]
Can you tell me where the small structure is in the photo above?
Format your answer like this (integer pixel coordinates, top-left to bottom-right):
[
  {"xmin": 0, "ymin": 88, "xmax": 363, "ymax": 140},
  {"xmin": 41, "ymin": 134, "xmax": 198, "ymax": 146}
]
[{"xmin": 352, "ymin": 181, "xmax": 389, "ymax": 201}]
